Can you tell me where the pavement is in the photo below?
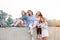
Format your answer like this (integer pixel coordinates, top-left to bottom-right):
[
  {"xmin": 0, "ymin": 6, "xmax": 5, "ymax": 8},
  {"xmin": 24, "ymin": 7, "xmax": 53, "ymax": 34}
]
[{"xmin": 0, "ymin": 27, "xmax": 60, "ymax": 40}]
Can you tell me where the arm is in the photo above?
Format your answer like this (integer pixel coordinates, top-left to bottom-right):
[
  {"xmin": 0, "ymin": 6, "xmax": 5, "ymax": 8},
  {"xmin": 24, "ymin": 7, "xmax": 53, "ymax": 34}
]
[
  {"xmin": 45, "ymin": 22, "xmax": 48, "ymax": 26},
  {"xmin": 20, "ymin": 15, "xmax": 28, "ymax": 20}
]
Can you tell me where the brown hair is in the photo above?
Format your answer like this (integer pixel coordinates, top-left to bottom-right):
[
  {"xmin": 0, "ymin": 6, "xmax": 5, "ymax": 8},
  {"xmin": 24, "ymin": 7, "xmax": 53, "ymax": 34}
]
[
  {"xmin": 27, "ymin": 10, "xmax": 33, "ymax": 15},
  {"xmin": 36, "ymin": 11, "xmax": 43, "ymax": 18},
  {"xmin": 21, "ymin": 10, "xmax": 26, "ymax": 15},
  {"xmin": 39, "ymin": 17, "xmax": 45, "ymax": 23}
]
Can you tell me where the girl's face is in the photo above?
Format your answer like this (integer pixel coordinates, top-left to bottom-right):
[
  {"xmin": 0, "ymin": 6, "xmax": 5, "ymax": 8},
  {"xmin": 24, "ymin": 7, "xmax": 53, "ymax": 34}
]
[
  {"xmin": 21, "ymin": 11, "xmax": 26, "ymax": 16},
  {"xmin": 40, "ymin": 18, "xmax": 45, "ymax": 23},
  {"xmin": 27, "ymin": 11, "xmax": 33, "ymax": 16},
  {"xmin": 36, "ymin": 11, "xmax": 41, "ymax": 16}
]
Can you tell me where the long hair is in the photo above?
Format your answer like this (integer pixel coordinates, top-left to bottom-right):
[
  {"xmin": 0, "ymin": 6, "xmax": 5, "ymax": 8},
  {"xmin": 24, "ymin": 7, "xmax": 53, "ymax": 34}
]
[
  {"xmin": 27, "ymin": 10, "xmax": 33, "ymax": 16},
  {"xmin": 21, "ymin": 10, "xmax": 27, "ymax": 15},
  {"xmin": 36, "ymin": 11, "xmax": 43, "ymax": 18},
  {"xmin": 39, "ymin": 17, "xmax": 45, "ymax": 23}
]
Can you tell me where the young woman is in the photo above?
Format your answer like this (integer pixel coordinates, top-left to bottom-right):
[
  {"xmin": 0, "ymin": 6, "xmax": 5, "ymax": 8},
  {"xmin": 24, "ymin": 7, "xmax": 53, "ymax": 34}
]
[
  {"xmin": 34, "ymin": 11, "xmax": 43, "ymax": 38},
  {"xmin": 11, "ymin": 10, "xmax": 27, "ymax": 27},
  {"xmin": 38, "ymin": 18, "xmax": 48, "ymax": 40},
  {"xmin": 27, "ymin": 10, "xmax": 35, "ymax": 40}
]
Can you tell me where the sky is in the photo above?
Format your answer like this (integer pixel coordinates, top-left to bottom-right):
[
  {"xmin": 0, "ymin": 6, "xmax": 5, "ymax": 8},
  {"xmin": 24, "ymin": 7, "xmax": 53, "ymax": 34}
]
[{"xmin": 0, "ymin": 0, "xmax": 60, "ymax": 20}]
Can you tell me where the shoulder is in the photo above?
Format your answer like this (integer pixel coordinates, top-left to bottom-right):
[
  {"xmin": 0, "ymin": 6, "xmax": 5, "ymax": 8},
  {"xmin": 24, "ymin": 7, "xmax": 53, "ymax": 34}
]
[{"xmin": 23, "ymin": 15, "xmax": 28, "ymax": 18}]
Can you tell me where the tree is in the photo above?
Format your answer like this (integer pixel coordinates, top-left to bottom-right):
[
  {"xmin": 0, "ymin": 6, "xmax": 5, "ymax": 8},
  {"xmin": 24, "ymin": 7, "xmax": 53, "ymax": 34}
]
[
  {"xmin": 6, "ymin": 15, "xmax": 13, "ymax": 26},
  {"xmin": 0, "ymin": 10, "xmax": 8, "ymax": 20},
  {"xmin": 0, "ymin": 10, "xmax": 8, "ymax": 27}
]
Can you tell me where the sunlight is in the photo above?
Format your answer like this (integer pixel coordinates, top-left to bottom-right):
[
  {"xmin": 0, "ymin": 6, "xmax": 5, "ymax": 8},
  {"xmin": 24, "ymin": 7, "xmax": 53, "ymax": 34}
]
[{"xmin": 0, "ymin": 0, "xmax": 59, "ymax": 19}]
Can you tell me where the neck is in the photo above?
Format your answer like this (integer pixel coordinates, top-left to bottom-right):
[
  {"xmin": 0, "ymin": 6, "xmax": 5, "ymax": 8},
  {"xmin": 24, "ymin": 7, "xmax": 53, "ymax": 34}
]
[
  {"xmin": 29, "ymin": 14, "xmax": 32, "ymax": 16},
  {"xmin": 36, "ymin": 15, "xmax": 41, "ymax": 18}
]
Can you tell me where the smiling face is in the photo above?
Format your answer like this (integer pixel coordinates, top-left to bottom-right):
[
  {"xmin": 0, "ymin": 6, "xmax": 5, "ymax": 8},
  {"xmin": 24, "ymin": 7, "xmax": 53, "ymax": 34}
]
[
  {"xmin": 36, "ymin": 11, "xmax": 41, "ymax": 16},
  {"xmin": 27, "ymin": 10, "xmax": 33, "ymax": 16},
  {"xmin": 39, "ymin": 18, "xmax": 45, "ymax": 23},
  {"xmin": 36, "ymin": 11, "xmax": 43, "ymax": 17},
  {"xmin": 21, "ymin": 10, "xmax": 26, "ymax": 16}
]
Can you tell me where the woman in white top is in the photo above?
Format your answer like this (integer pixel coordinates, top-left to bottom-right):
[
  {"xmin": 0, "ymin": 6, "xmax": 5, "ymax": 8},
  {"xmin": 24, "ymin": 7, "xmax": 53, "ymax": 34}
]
[
  {"xmin": 33, "ymin": 11, "xmax": 43, "ymax": 38},
  {"xmin": 38, "ymin": 18, "xmax": 48, "ymax": 40}
]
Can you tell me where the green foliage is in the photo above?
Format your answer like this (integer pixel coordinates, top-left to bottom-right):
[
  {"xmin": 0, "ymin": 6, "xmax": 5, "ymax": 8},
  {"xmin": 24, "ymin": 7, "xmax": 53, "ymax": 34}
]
[
  {"xmin": 0, "ymin": 10, "xmax": 8, "ymax": 27},
  {"xmin": 6, "ymin": 16, "xmax": 13, "ymax": 26},
  {"xmin": 0, "ymin": 10, "xmax": 7, "ymax": 20},
  {"xmin": 0, "ymin": 10, "xmax": 13, "ymax": 27}
]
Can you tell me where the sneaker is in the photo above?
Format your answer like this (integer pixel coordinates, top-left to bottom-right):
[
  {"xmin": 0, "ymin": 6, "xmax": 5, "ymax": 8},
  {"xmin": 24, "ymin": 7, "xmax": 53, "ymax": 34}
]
[{"xmin": 32, "ymin": 37, "xmax": 34, "ymax": 40}]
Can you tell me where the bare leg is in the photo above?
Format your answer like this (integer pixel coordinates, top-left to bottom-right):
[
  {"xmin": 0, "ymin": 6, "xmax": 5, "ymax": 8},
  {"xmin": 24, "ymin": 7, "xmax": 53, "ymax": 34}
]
[
  {"xmin": 29, "ymin": 24, "xmax": 34, "ymax": 40},
  {"xmin": 18, "ymin": 22, "xmax": 26, "ymax": 27},
  {"xmin": 14, "ymin": 19, "xmax": 22, "ymax": 26},
  {"xmin": 42, "ymin": 37, "xmax": 47, "ymax": 40},
  {"xmin": 13, "ymin": 18, "xmax": 25, "ymax": 26},
  {"xmin": 37, "ymin": 34, "xmax": 40, "ymax": 38}
]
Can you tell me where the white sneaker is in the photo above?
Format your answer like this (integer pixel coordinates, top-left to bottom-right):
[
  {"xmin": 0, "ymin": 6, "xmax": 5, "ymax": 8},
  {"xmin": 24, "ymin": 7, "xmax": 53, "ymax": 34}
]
[{"xmin": 32, "ymin": 37, "xmax": 34, "ymax": 40}]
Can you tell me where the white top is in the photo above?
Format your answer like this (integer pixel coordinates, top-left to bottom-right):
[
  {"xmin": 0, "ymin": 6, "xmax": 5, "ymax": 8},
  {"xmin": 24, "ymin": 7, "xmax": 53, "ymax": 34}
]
[
  {"xmin": 40, "ymin": 22, "xmax": 48, "ymax": 37},
  {"xmin": 39, "ymin": 22, "xmax": 48, "ymax": 30},
  {"xmin": 34, "ymin": 17, "xmax": 40, "ymax": 25},
  {"xmin": 36, "ymin": 22, "xmax": 48, "ymax": 28}
]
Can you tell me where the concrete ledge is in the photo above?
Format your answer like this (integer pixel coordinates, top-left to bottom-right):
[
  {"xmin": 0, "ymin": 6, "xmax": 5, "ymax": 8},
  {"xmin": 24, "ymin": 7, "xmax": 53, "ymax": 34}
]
[{"xmin": 0, "ymin": 27, "xmax": 60, "ymax": 40}]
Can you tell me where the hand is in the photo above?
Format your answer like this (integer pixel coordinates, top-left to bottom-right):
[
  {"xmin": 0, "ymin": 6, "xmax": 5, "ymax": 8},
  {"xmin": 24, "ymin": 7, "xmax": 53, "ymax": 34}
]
[{"xmin": 37, "ymin": 26, "xmax": 41, "ymax": 28}]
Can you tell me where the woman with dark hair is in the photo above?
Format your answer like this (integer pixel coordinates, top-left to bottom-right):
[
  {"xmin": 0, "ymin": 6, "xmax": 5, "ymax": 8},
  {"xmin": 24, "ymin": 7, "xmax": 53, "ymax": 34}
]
[
  {"xmin": 27, "ymin": 10, "xmax": 33, "ymax": 16},
  {"xmin": 27, "ymin": 10, "xmax": 35, "ymax": 40},
  {"xmin": 27, "ymin": 10, "xmax": 34, "ymax": 26}
]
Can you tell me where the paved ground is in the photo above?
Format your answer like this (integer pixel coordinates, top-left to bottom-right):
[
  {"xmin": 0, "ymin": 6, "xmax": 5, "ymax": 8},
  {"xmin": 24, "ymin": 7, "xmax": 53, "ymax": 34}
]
[{"xmin": 0, "ymin": 27, "xmax": 60, "ymax": 40}]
